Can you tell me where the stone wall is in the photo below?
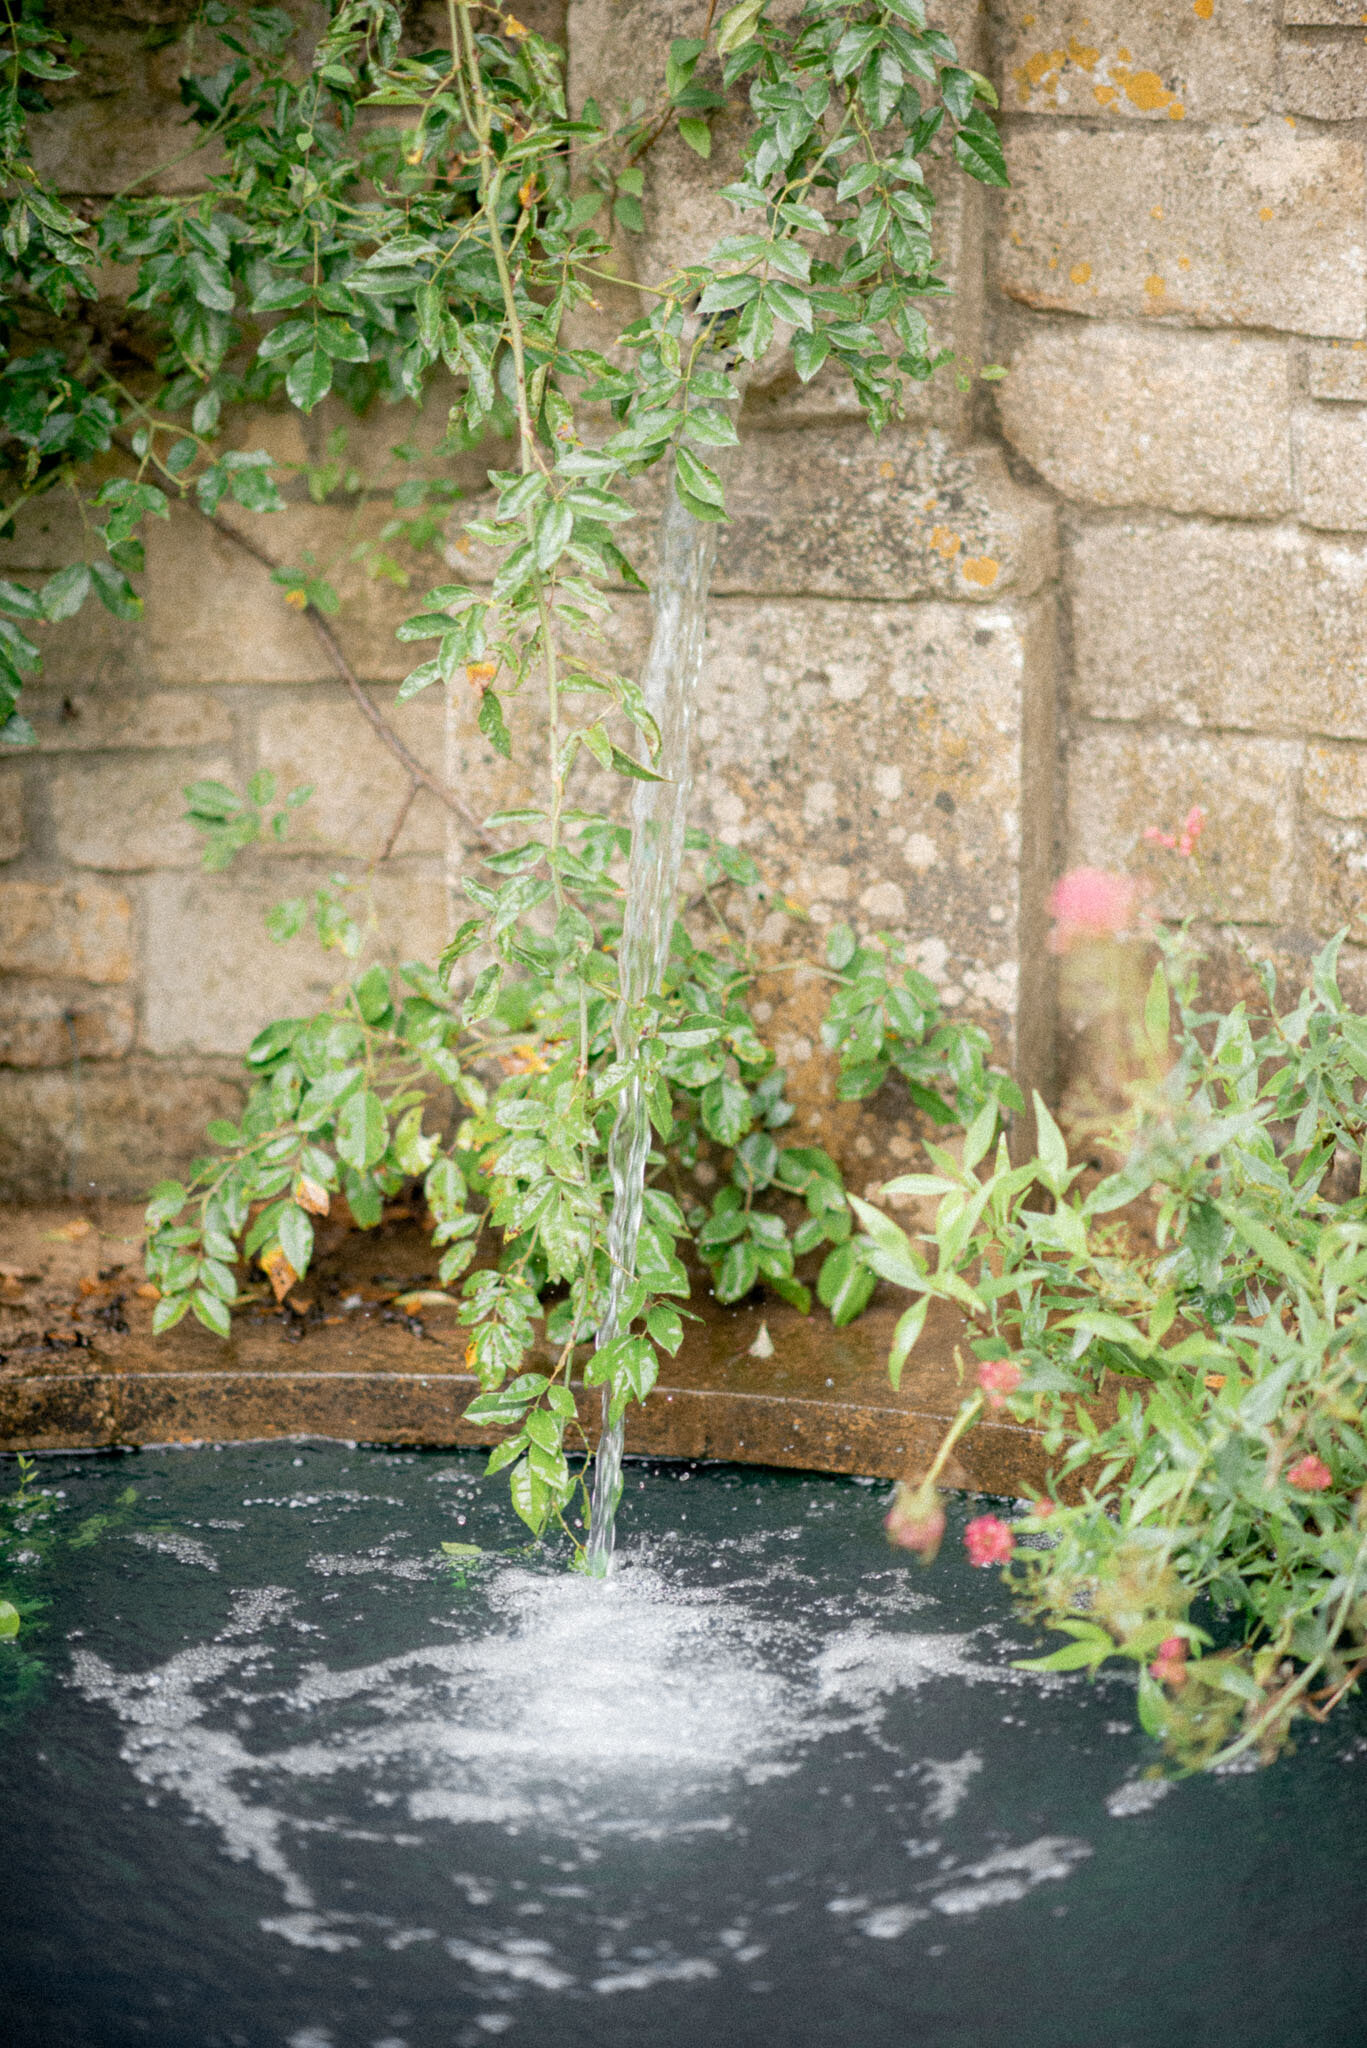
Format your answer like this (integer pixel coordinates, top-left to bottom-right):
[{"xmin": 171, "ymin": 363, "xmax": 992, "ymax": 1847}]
[
  {"xmin": 988, "ymin": 0, "xmax": 1367, "ymax": 1015},
  {"xmin": 5, "ymin": 1, "xmax": 1364, "ymax": 1198}
]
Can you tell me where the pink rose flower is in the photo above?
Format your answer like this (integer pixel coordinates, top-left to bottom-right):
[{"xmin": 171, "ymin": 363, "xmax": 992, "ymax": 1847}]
[
  {"xmin": 1287, "ymin": 1453, "xmax": 1332, "ymax": 1492},
  {"xmin": 977, "ymin": 1357, "xmax": 1023, "ymax": 1410},
  {"xmin": 885, "ymin": 1480, "xmax": 946, "ymax": 1562},
  {"xmin": 963, "ymin": 1514, "xmax": 1014, "ymax": 1568},
  {"xmin": 1177, "ymin": 806, "xmax": 1206, "ymax": 857},
  {"xmin": 1047, "ymin": 867, "xmax": 1141, "ymax": 953},
  {"xmin": 1150, "ymin": 1634, "xmax": 1188, "ymax": 1687}
]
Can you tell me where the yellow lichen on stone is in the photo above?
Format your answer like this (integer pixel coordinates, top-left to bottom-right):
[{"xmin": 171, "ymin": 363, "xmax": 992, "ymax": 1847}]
[
  {"xmin": 961, "ymin": 558, "xmax": 1000, "ymax": 587},
  {"xmin": 1193, "ymin": 0, "xmax": 1213, "ymax": 17},
  {"xmin": 929, "ymin": 526, "xmax": 962, "ymax": 558},
  {"xmin": 1069, "ymin": 261, "xmax": 1092, "ymax": 284},
  {"xmin": 1094, "ymin": 83, "xmax": 1117, "ymax": 105},
  {"xmin": 1144, "ymin": 274, "xmax": 1166, "ymax": 298}
]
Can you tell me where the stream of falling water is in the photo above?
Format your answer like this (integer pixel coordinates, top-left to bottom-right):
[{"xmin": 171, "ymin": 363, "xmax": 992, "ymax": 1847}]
[{"xmin": 585, "ymin": 466, "xmax": 719, "ymax": 1572}]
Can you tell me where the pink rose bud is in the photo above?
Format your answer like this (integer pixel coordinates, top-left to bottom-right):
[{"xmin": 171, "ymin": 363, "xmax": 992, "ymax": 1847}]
[
  {"xmin": 1047, "ymin": 867, "xmax": 1142, "ymax": 954},
  {"xmin": 1287, "ymin": 1453, "xmax": 1332, "ymax": 1492},
  {"xmin": 1032, "ymin": 1498, "xmax": 1055, "ymax": 1519},
  {"xmin": 1177, "ymin": 806, "xmax": 1207, "ymax": 858},
  {"xmin": 977, "ymin": 1357, "xmax": 1023, "ymax": 1410},
  {"xmin": 1149, "ymin": 1634, "xmax": 1188, "ymax": 1687},
  {"xmin": 885, "ymin": 1480, "xmax": 946, "ymax": 1563},
  {"xmin": 963, "ymin": 1514, "xmax": 1014, "ymax": 1568}
]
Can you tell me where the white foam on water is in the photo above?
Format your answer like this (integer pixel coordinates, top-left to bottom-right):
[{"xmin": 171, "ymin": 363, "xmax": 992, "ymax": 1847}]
[
  {"xmin": 128, "ymin": 1530, "xmax": 220, "ymax": 1572},
  {"xmin": 1106, "ymin": 1775, "xmax": 1175, "ymax": 1818},
  {"xmin": 67, "ymin": 1545, "xmax": 1099, "ymax": 1977}
]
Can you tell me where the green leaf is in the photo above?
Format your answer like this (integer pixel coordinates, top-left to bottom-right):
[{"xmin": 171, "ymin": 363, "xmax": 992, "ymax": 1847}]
[
  {"xmin": 673, "ymin": 445, "xmax": 726, "ymax": 512},
  {"xmin": 286, "ymin": 347, "xmax": 334, "ymax": 412},
  {"xmin": 89, "ymin": 561, "xmax": 142, "ymax": 620},
  {"xmin": 191, "ymin": 1287, "xmax": 232, "ymax": 1338},
  {"xmin": 277, "ymin": 1201, "xmax": 314, "ymax": 1277},
  {"xmin": 478, "ymin": 689, "xmax": 512, "ymax": 760},
  {"xmin": 701, "ymin": 1075, "xmax": 753, "ymax": 1146},
  {"xmin": 952, "ymin": 110, "xmax": 1009, "ymax": 188},
  {"xmin": 791, "ymin": 327, "xmax": 830, "ymax": 383},
  {"xmin": 40, "ymin": 562, "xmax": 91, "ymax": 621},
  {"xmin": 0, "ymin": 1600, "xmax": 20, "ymax": 1638},
  {"xmin": 818, "ymin": 1241, "xmax": 877, "ymax": 1326},
  {"xmin": 646, "ymin": 1303, "xmax": 684, "ymax": 1355},
  {"xmin": 678, "ymin": 116, "xmax": 712, "ymax": 157},
  {"xmin": 336, "ymin": 1089, "xmax": 388, "ymax": 1171},
  {"xmin": 716, "ymin": 0, "xmax": 765, "ymax": 57},
  {"xmin": 888, "ymin": 1296, "xmax": 928, "ymax": 1389}
]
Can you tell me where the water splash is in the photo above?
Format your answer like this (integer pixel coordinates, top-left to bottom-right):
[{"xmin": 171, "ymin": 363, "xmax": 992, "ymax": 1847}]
[{"xmin": 586, "ymin": 468, "xmax": 720, "ymax": 1571}]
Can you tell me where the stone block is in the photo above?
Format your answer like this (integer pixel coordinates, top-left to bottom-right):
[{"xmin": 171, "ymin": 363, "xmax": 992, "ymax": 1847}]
[
  {"xmin": 992, "ymin": 0, "xmax": 1276, "ymax": 123},
  {"xmin": 996, "ymin": 323, "xmax": 1291, "ymax": 516},
  {"xmin": 1068, "ymin": 518, "xmax": 1367, "ymax": 739},
  {"xmin": 1305, "ymin": 741, "xmax": 1367, "ymax": 820},
  {"xmin": 687, "ymin": 593, "xmax": 1057, "ymax": 1083},
  {"xmin": 0, "ymin": 1062, "xmax": 245, "ymax": 1201},
  {"xmin": 1294, "ymin": 406, "xmax": 1367, "ymax": 530},
  {"xmin": 20, "ymin": 689, "xmax": 234, "ymax": 752},
  {"xmin": 0, "ymin": 982, "xmax": 135, "ymax": 1067},
  {"xmin": 253, "ymin": 690, "xmax": 447, "ymax": 860},
  {"xmin": 1068, "ymin": 727, "xmax": 1301, "ymax": 921},
  {"xmin": 139, "ymin": 867, "xmax": 451, "ymax": 1056},
  {"xmin": 1307, "ymin": 342, "xmax": 1367, "ymax": 402},
  {"xmin": 49, "ymin": 753, "xmax": 235, "ymax": 871},
  {"xmin": 1309, "ymin": 818, "xmax": 1367, "ymax": 941},
  {"xmin": 998, "ymin": 122, "xmax": 1367, "ymax": 339},
  {"xmin": 0, "ymin": 767, "xmax": 23, "ymax": 861},
  {"xmin": 1279, "ymin": 34, "xmax": 1367, "ymax": 119},
  {"xmin": 462, "ymin": 431, "xmax": 1056, "ymax": 603},
  {"xmin": 0, "ymin": 881, "xmax": 132, "ymax": 983},
  {"xmin": 1284, "ymin": 2, "xmax": 1367, "ymax": 19}
]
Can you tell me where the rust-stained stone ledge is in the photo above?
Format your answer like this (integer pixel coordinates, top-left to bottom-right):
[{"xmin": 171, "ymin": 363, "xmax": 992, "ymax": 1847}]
[{"xmin": 0, "ymin": 1205, "xmax": 1048, "ymax": 1496}]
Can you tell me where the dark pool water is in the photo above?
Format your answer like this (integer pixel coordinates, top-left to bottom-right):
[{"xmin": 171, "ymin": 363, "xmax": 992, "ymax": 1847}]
[{"xmin": 1, "ymin": 1441, "xmax": 1364, "ymax": 2048}]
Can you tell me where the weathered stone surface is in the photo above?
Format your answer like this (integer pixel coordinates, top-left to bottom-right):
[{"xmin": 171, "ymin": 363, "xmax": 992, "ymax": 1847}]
[
  {"xmin": 49, "ymin": 752, "xmax": 234, "ymax": 870},
  {"xmin": 1068, "ymin": 726, "xmax": 1302, "ymax": 921},
  {"xmin": 253, "ymin": 689, "xmax": 447, "ymax": 861},
  {"xmin": 1294, "ymin": 406, "xmax": 1367, "ymax": 531},
  {"xmin": 992, "ymin": 0, "xmax": 1276, "ymax": 122},
  {"xmin": 20, "ymin": 688, "xmax": 235, "ymax": 752},
  {"xmin": 0, "ymin": 768, "xmax": 23, "ymax": 861},
  {"xmin": 1279, "ymin": 34, "xmax": 1367, "ymax": 119},
  {"xmin": 0, "ymin": 881, "xmax": 132, "ymax": 983},
  {"xmin": 1309, "ymin": 818, "xmax": 1367, "ymax": 940},
  {"xmin": 998, "ymin": 122, "xmax": 1367, "ymax": 338},
  {"xmin": 0, "ymin": 982, "xmax": 135, "ymax": 1068},
  {"xmin": 0, "ymin": 1062, "xmax": 244, "ymax": 1200},
  {"xmin": 1068, "ymin": 518, "xmax": 1367, "ymax": 738},
  {"xmin": 996, "ymin": 323, "xmax": 1291, "ymax": 516},
  {"xmin": 1305, "ymin": 741, "xmax": 1367, "ymax": 820},
  {"xmin": 1284, "ymin": 1, "xmax": 1367, "ymax": 19},
  {"xmin": 1307, "ymin": 342, "xmax": 1367, "ymax": 404},
  {"xmin": 139, "ymin": 866, "xmax": 450, "ymax": 1056}
]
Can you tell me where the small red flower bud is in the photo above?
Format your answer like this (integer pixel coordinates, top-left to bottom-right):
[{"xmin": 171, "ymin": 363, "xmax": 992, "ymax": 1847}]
[
  {"xmin": 1150, "ymin": 1634, "xmax": 1188, "ymax": 1687},
  {"xmin": 885, "ymin": 1480, "xmax": 946, "ymax": 1563},
  {"xmin": 977, "ymin": 1357, "xmax": 1023, "ymax": 1410},
  {"xmin": 1287, "ymin": 1453, "xmax": 1332, "ymax": 1492},
  {"xmin": 964, "ymin": 1514, "xmax": 1014, "ymax": 1568},
  {"xmin": 1032, "ymin": 1498, "xmax": 1055, "ymax": 1519}
]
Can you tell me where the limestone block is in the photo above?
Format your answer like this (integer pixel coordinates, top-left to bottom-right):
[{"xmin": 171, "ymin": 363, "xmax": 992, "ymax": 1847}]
[
  {"xmin": 38, "ymin": 502, "xmax": 428, "ymax": 694},
  {"xmin": 687, "ymin": 592, "xmax": 1057, "ymax": 1092},
  {"xmin": 0, "ymin": 1062, "xmax": 245, "ymax": 1202},
  {"xmin": 0, "ymin": 881, "xmax": 132, "ymax": 983},
  {"xmin": 459, "ymin": 431, "xmax": 1058, "ymax": 602},
  {"xmin": 1068, "ymin": 518, "xmax": 1367, "ymax": 739},
  {"xmin": 1294, "ymin": 406, "xmax": 1367, "ymax": 530},
  {"xmin": 996, "ymin": 323, "xmax": 1291, "ymax": 517},
  {"xmin": 998, "ymin": 123, "xmax": 1367, "ymax": 339},
  {"xmin": 0, "ymin": 767, "xmax": 23, "ymax": 861},
  {"xmin": 139, "ymin": 867, "xmax": 451, "ymax": 1056},
  {"xmin": 0, "ymin": 982, "xmax": 135, "ymax": 1068},
  {"xmin": 712, "ymin": 433, "xmax": 1055, "ymax": 601},
  {"xmin": 253, "ymin": 689, "xmax": 447, "ymax": 860},
  {"xmin": 1284, "ymin": 1, "xmax": 1367, "ymax": 19},
  {"xmin": 0, "ymin": 490, "xmax": 90, "ymax": 572},
  {"xmin": 992, "ymin": 0, "xmax": 1276, "ymax": 123},
  {"xmin": 20, "ymin": 688, "xmax": 234, "ymax": 752},
  {"xmin": 49, "ymin": 753, "xmax": 234, "ymax": 871},
  {"xmin": 1307, "ymin": 343, "xmax": 1367, "ymax": 403},
  {"xmin": 1305, "ymin": 742, "xmax": 1367, "ymax": 820},
  {"xmin": 1279, "ymin": 34, "xmax": 1367, "ymax": 119},
  {"xmin": 1068, "ymin": 727, "xmax": 1301, "ymax": 921},
  {"xmin": 1309, "ymin": 818, "xmax": 1367, "ymax": 941}
]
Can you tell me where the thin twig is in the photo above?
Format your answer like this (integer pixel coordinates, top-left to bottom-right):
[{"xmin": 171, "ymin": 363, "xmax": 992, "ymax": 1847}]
[
  {"xmin": 378, "ymin": 776, "xmax": 420, "ymax": 861},
  {"xmin": 207, "ymin": 511, "xmax": 497, "ymax": 851}
]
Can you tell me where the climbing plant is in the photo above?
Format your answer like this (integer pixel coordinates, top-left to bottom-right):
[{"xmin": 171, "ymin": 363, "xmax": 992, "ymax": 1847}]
[{"xmin": 0, "ymin": 0, "xmax": 1011, "ymax": 1548}]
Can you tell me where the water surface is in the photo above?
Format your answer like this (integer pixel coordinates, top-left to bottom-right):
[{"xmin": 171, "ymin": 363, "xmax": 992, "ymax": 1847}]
[{"xmin": 1, "ymin": 1442, "xmax": 1363, "ymax": 2048}]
